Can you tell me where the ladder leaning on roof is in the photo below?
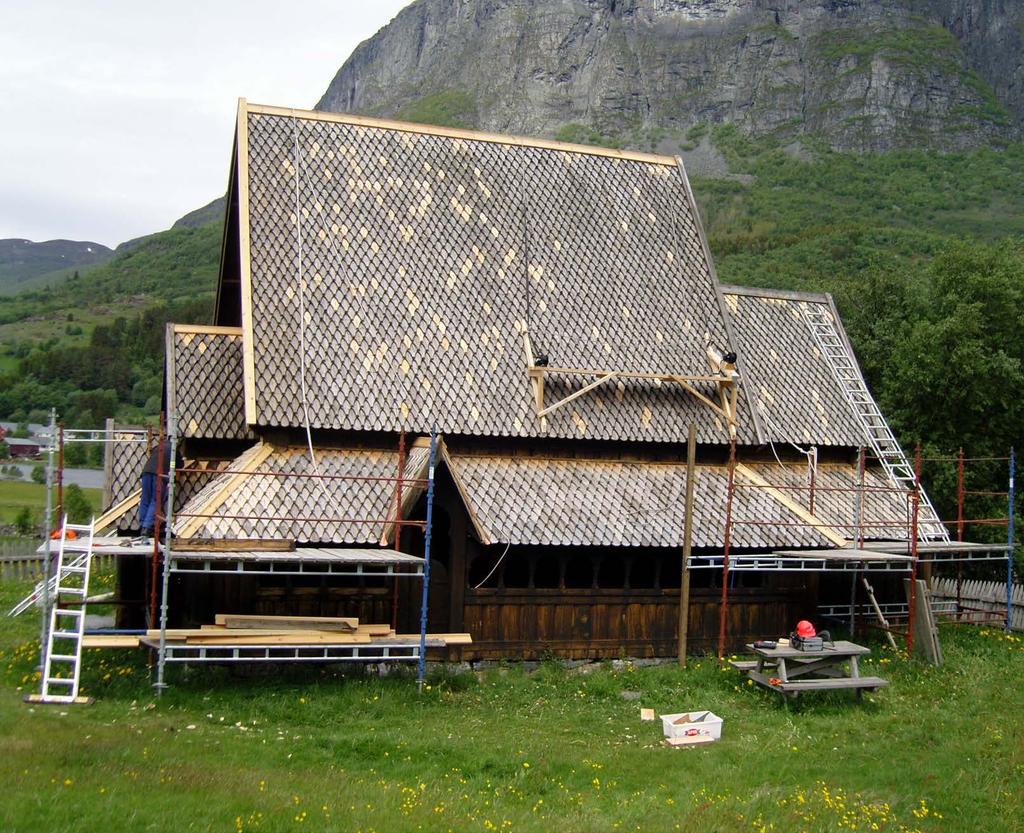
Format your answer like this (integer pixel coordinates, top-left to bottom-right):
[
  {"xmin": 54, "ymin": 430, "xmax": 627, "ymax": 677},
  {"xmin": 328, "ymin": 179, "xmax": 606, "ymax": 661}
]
[
  {"xmin": 801, "ymin": 304, "xmax": 949, "ymax": 542},
  {"xmin": 26, "ymin": 518, "xmax": 95, "ymax": 705}
]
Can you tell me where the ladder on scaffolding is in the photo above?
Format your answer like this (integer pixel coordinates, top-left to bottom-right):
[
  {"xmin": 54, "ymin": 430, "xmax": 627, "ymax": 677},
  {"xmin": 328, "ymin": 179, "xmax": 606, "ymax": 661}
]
[
  {"xmin": 801, "ymin": 304, "xmax": 949, "ymax": 542},
  {"xmin": 26, "ymin": 518, "xmax": 95, "ymax": 705}
]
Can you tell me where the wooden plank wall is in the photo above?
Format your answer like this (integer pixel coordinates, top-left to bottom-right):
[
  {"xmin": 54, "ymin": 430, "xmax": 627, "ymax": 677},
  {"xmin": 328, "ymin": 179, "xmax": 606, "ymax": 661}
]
[{"xmin": 460, "ymin": 587, "xmax": 804, "ymax": 659}]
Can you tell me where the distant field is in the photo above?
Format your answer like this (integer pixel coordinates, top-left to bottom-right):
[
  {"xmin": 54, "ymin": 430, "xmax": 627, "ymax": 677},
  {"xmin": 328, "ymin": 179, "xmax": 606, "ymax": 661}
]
[
  {"xmin": 0, "ymin": 570, "xmax": 1020, "ymax": 832},
  {"xmin": 0, "ymin": 480, "xmax": 102, "ymax": 526}
]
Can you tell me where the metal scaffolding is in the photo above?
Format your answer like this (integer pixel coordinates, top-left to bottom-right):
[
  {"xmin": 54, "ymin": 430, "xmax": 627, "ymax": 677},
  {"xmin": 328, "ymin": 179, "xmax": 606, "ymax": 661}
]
[{"xmin": 701, "ymin": 442, "xmax": 1017, "ymax": 659}]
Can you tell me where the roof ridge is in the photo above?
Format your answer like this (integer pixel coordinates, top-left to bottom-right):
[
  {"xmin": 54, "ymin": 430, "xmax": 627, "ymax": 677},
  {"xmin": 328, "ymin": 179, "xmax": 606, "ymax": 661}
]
[{"xmin": 243, "ymin": 99, "xmax": 677, "ymax": 167}]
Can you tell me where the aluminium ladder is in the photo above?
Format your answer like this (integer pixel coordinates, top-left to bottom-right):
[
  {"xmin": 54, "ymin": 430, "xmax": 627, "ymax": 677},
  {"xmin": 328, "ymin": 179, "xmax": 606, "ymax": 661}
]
[
  {"xmin": 34, "ymin": 518, "xmax": 95, "ymax": 704},
  {"xmin": 801, "ymin": 304, "xmax": 949, "ymax": 542},
  {"xmin": 8, "ymin": 550, "xmax": 90, "ymax": 617}
]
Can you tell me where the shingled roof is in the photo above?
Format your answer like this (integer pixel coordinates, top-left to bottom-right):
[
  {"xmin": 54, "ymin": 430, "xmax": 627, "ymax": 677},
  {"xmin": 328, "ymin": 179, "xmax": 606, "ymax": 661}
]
[
  {"xmin": 217, "ymin": 101, "xmax": 761, "ymax": 445},
  {"xmin": 167, "ymin": 438, "xmax": 907, "ymax": 549},
  {"xmin": 173, "ymin": 442, "xmax": 430, "ymax": 544},
  {"xmin": 166, "ymin": 325, "xmax": 252, "ymax": 440},
  {"xmin": 722, "ymin": 286, "xmax": 867, "ymax": 447},
  {"xmin": 447, "ymin": 454, "xmax": 906, "ymax": 549}
]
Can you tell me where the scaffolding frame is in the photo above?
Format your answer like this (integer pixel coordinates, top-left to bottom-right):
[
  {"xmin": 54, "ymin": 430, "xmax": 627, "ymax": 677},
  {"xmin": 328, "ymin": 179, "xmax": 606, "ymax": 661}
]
[
  {"xmin": 152, "ymin": 419, "xmax": 440, "ymax": 693},
  {"xmin": 702, "ymin": 441, "xmax": 1017, "ymax": 659},
  {"xmin": 30, "ymin": 411, "xmax": 440, "ymax": 699}
]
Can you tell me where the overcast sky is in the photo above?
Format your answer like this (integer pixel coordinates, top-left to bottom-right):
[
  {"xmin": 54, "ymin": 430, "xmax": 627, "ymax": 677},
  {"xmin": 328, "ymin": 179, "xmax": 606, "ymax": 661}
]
[{"xmin": 0, "ymin": 1, "xmax": 410, "ymax": 248}]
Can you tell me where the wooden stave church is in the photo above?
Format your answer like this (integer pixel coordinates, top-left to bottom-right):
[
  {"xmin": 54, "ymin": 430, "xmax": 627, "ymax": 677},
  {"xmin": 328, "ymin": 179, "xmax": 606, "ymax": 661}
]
[{"xmin": 103, "ymin": 100, "xmax": 919, "ymax": 659}]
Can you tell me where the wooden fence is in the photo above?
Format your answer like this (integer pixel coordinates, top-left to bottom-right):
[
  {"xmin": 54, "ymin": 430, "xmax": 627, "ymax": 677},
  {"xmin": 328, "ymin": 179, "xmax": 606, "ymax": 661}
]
[
  {"xmin": 0, "ymin": 539, "xmax": 117, "ymax": 582},
  {"xmin": 931, "ymin": 577, "xmax": 1024, "ymax": 632}
]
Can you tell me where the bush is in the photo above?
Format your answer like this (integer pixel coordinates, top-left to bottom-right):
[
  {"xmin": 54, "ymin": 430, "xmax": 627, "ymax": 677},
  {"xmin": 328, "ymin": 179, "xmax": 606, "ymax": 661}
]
[
  {"xmin": 63, "ymin": 483, "xmax": 92, "ymax": 524},
  {"xmin": 14, "ymin": 506, "xmax": 36, "ymax": 536},
  {"xmin": 30, "ymin": 464, "xmax": 46, "ymax": 484}
]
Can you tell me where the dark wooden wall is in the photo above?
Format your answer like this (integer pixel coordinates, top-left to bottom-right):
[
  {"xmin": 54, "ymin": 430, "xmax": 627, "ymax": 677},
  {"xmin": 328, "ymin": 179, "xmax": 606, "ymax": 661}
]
[{"xmin": 458, "ymin": 586, "xmax": 805, "ymax": 660}]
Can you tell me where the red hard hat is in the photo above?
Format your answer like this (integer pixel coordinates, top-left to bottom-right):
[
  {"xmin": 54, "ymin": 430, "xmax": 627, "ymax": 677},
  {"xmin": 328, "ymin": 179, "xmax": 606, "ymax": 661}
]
[{"xmin": 796, "ymin": 620, "xmax": 816, "ymax": 638}]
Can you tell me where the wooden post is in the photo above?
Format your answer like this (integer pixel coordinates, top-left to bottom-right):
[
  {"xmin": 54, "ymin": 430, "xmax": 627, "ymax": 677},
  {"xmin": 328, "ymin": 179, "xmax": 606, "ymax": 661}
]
[
  {"xmin": 102, "ymin": 417, "xmax": 115, "ymax": 509},
  {"xmin": 907, "ymin": 446, "xmax": 922, "ymax": 654},
  {"xmin": 717, "ymin": 438, "xmax": 737, "ymax": 660},
  {"xmin": 678, "ymin": 425, "xmax": 697, "ymax": 668}
]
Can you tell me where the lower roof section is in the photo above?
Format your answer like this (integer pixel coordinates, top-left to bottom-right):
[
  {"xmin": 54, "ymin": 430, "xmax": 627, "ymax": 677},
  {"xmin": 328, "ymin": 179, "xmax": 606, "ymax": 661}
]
[
  {"xmin": 173, "ymin": 442, "xmax": 430, "ymax": 544},
  {"xmin": 166, "ymin": 438, "xmax": 908, "ymax": 550},
  {"xmin": 447, "ymin": 454, "xmax": 906, "ymax": 549}
]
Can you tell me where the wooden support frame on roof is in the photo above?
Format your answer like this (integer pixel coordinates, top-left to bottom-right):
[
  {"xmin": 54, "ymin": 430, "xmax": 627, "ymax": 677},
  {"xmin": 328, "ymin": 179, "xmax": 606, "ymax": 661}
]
[{"xmin": 523, "ymin": 333, "xmax": 741, "ymax": 438}]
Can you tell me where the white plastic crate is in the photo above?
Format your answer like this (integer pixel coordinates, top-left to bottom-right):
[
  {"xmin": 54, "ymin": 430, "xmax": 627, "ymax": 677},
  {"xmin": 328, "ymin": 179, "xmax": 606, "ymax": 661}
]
[{"xmin": 660, "ymin": 710, "xmax": 723, "ymax": 743}]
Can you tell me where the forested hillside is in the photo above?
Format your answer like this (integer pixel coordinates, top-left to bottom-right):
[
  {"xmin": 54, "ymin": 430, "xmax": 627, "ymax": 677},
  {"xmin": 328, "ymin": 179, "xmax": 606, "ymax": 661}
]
[{"xmin": 0, "ymin": 223, "xmax": 219, "ymax": 425}]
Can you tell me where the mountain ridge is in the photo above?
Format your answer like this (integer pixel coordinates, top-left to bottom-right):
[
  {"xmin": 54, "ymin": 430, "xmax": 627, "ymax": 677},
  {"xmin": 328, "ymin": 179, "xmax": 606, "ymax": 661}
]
[
  {"xmin": 317, "ymin": 0, "xmax": 1023, "ymax": 153},
  {"xmin": 0, "ymin": 238, "xmax": 114, "ymax": 296}
]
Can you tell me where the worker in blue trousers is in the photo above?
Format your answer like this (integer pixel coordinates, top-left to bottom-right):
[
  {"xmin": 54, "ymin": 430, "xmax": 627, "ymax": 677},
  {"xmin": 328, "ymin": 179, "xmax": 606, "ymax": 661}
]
[{"xmin": 138, "ymin": 440, "xmax": 180, "ymax": 538}]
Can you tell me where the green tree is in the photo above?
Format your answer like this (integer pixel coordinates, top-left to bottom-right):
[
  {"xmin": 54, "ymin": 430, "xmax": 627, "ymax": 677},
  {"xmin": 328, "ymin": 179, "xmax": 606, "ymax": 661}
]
[
  {"xmin": 62, "ymin": 483, "xmax": 92, "ymax": 524},
  {"xmin": 30, "ymin": 464, "xmax": 46, "ymax": 484}
]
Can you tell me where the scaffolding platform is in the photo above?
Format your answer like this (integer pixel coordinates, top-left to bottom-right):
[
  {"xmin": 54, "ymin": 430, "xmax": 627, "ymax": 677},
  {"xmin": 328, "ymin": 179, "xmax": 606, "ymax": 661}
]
[
  {"xmin": 139, "ymin": 639, "xmax": 431, "ymax": 663},
  {"xmin": 167, "ymin": 547, "xmax": 424, "ymax": 577},
  {"xmin": 860, "ymin": 540, "xmax": 1011, "ymax": 563},
  {"xmin": 35, "ymin": 536, "xmax": 158, "ymax": 557},
  {"xmin": 689, "ymin": 548, "xmax": 914, "ymax": 573}
]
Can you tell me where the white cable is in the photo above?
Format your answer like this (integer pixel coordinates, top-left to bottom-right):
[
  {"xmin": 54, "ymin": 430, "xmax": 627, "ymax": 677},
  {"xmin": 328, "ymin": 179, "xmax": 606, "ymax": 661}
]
[
  {"xmin": 473, "ymin": 541, "xmax": 512, "ymax": 589},
  {"xmin": 760, "ymin": 407, "xmax": 818, "ymax": 496}
]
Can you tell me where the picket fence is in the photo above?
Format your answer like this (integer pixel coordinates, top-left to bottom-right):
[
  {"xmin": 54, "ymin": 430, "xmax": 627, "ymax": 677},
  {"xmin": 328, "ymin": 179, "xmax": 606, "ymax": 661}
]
[
  {"xmin": 931, "ymin": 577, "xmax": 1024, "ymax": 632},
  {"xmin": 0, "ymin": 539, "xmax": 116, "ymax": 581}
]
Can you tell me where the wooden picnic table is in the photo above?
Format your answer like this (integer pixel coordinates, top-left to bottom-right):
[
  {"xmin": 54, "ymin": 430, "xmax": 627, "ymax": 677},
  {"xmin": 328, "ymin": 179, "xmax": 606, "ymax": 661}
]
[{"xmin": 732, "ymin": 641, "xmax": 888, "ymax": 700}]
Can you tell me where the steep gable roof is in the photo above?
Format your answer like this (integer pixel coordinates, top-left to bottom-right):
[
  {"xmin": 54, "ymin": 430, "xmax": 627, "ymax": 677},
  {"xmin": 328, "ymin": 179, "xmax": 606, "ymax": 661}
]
[{"xmin": 218, "ymin": 101, "xmax": 757, "ymax": 445}]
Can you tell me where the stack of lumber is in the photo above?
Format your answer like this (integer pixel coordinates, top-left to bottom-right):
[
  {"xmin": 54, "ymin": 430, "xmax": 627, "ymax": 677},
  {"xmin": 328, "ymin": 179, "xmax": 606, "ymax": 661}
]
[{"xmin": 83, "ymin": 614, "xmax": 471, "ymax": 649}]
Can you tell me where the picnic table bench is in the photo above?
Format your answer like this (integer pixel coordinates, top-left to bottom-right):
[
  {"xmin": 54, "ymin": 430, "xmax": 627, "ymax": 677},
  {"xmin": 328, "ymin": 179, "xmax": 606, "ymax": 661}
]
[{"xmin": 732, "ymin": 641, "xmax": 888, "ymax": 700}]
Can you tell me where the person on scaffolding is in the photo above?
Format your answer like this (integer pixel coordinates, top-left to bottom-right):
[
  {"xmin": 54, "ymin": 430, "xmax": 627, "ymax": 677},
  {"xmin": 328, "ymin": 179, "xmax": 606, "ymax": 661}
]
[{"xmin": 138, "ymin": 439, "xmax": 180, "ymax": 539}]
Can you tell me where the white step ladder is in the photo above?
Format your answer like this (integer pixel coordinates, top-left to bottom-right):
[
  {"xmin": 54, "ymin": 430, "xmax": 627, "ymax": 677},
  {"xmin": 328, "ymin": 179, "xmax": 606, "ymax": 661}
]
[
  {"xmin": 801, "ymin": 304, "xmax": 949, "ymax": 542},
  {"xmin": 32, "ymin": 518, "xmax": 95, "ymax": 704},
  {"xmin": 8, "ymin": 550, "xmax": 90, "ymax": 617}
]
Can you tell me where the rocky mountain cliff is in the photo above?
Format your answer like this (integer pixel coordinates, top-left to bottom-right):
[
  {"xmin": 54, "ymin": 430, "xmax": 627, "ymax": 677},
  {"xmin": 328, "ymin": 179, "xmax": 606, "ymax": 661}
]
[{"xmin": 317, "ymin": 0, "xmax": 1023, "ymax": 153}]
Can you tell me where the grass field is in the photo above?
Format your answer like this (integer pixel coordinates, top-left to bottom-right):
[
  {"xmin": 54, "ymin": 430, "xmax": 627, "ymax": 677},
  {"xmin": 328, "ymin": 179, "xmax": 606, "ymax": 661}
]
[
  {"xmin": 0, "ymin": 480, "xmax": 102, "ymax": 526},
  {"xmin": 1, "ymin": 576, "xmax": 1021, "ymax": 832}
]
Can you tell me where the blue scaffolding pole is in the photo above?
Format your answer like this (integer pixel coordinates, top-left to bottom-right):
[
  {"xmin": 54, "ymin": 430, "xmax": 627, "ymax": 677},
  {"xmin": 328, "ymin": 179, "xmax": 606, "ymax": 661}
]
[
  {"xmin": 1007, "ymin": 448, "xmax": 1016, "ymax": 633},
  {"xmin": 417, "ymin": 429, "xmax": 438, "ymax": 691}
]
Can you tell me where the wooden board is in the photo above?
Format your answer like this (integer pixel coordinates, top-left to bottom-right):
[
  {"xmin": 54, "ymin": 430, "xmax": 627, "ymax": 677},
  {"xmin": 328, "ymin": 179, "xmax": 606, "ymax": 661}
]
[
  {"xmin": 354, "ymin": 624, "xmax": 395, "ymax": 637},
  {"xmin": 185, "ymin": 632, "xmax": 373, "ymax": 645},
  {"xmin": 394, "ymin": 632, "xmax": 473, "ymax": 645},
  {"xmin": 747, "ymin": 669, "xmax": 888, "ymax": 692},
  {"xmin": 93, "ymin": 489, "xmax": 141, "ymax": 534},
  {"xmin": 904, "ymin": 578, "xmax": 943, "ymax": 667},
  {"xmin": 215, "ymin": 614, "xmax": 358, "ymax": 632},
  {"xmin": 82, "ymin": 635, "xmax": 141, "ymax": 649},
  {"xmin": 172, "ymin": 539, "xmax": 296, "ymax": 552},
  {"xmin": 24, "ymin": 694, "xmax": 93, "ymax": 705}
]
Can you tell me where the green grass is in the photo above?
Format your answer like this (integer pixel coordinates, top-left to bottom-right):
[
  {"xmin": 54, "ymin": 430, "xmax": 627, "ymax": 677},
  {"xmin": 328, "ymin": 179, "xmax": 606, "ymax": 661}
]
[
  {"xmin": 0, "ymin": 480, "xmax": 102, "ymax": 525},
  {"xmin": 398, "ymin": 90, "xmax": 479, "ymax": 129},
  {"xmin": 0, "ymin": 573, "xmax": 1021, "ymax": 832}
]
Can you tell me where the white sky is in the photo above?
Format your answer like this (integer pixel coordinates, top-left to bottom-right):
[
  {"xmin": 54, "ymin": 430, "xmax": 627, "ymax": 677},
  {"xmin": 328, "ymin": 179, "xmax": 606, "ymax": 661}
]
[{"xmin": 0, "ymin": 1, "xmax": 409, "ymax": 248}]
